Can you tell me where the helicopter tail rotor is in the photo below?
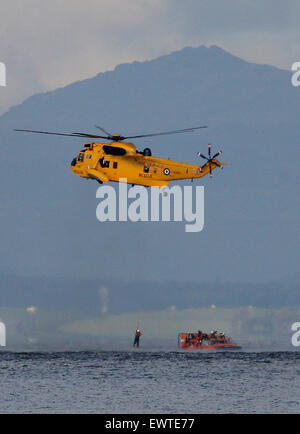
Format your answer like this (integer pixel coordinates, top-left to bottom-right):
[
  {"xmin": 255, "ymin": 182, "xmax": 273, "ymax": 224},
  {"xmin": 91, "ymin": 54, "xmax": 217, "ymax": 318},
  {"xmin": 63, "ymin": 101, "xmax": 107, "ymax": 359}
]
[{"xmin": 197, "ymin": 144, "xmax": 223, "ymax": 177}]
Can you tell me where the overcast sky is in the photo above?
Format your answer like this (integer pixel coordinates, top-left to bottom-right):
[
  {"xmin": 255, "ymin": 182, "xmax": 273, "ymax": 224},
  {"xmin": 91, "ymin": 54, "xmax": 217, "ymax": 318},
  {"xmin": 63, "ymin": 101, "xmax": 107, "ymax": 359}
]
[{"xmin": 0, "ymin": 0, "xmax": 298, "ymax": 115}]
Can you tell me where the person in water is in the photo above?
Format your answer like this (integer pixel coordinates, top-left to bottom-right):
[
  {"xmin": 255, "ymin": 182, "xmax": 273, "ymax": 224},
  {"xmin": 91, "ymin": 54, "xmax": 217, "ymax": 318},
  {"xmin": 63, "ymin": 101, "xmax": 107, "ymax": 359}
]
[{"xmin": 133, "ymin": 329, "xmax": 142, "ymax": 347}]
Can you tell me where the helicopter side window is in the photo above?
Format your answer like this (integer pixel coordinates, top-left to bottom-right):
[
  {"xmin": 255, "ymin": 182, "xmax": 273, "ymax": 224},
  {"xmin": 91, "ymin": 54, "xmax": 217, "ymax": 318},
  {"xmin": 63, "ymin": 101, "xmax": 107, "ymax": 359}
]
[
  {"xmin": 143, "ymin": 148, "xmax": 152, "ymax": 156},
  {"xmin": 99, "ymin": 157, "xmax": 110, "ymax": 168},
  {"xmin": 103, "ymin": 145, "xmax": 126, "ymax": 156},
  {"xmin": 113, "ymin": 162, "xmax": 118, "ymax": 169}
]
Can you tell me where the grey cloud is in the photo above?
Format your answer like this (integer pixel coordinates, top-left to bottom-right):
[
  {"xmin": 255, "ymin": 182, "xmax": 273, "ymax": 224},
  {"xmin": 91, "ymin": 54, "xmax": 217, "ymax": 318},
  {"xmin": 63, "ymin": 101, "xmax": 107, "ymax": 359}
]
[
  {"xmin": 0, "ymin": 0, "xmax": 298, "ymax": 114},
  {"xmin": 166, "ymin": 0, "xmax": 294, "ymax": 34}
]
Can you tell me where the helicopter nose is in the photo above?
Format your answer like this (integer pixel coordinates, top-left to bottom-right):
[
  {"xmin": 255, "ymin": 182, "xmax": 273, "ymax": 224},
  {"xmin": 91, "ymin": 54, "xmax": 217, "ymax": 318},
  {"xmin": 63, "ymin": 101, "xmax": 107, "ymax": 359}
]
[{"xmin": 71, "ymin": 157, "xmax": 77, "ymax": 166}]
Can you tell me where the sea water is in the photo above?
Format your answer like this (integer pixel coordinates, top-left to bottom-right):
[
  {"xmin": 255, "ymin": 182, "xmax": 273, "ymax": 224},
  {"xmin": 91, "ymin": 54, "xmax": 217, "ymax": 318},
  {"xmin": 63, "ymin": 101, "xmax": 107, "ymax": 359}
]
[{"xmin": 0, "ymin": 350, "xmax": 299, "ymax": 413}]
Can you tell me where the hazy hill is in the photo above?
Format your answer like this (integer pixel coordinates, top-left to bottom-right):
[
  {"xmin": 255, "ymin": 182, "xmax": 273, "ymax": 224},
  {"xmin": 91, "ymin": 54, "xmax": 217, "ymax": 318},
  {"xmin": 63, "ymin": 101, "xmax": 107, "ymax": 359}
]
[
  {"xmin": 0, "ymin": 45, "xmax": 299, "ymax": 286},
  {"xmin": 0, "ymin": 272, "xmax": 299, "ymax": 313}
]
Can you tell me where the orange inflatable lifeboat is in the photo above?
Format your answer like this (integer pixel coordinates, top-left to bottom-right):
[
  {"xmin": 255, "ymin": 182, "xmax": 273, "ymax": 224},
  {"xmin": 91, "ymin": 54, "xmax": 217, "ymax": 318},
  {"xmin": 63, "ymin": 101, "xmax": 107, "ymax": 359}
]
[{"xmin": 178, "ymin": 330, "xmax": 241, "ymax": 351}]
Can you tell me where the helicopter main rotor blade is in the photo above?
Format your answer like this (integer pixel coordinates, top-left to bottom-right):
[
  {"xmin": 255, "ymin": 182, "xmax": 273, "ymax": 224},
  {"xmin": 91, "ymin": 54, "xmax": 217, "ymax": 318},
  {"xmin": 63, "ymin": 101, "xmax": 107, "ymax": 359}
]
[
  {"xmin": 14, "ymin": 129, "xmax": 108, "ymax": 139},
  {"xmin": 14, "ymin": 129, "xmax": 87, "ymax": 137},
  {"xmin": 75, "ymin": 132, "xmax": 126, "ymax": 141},
  {"xmin": 123, "ymin": 125, "xmax": 207, "ymax": 140},
  {"xmin": 94, "ymin": 124, "xmax": 114, "ymax": 137},
  {"xmin": 15, "ymin": 124, "xmax": 208, "ymax": 142},
  {"xmin": 72, "ymin": 132, "xmax": 109, "ymax": 139}
]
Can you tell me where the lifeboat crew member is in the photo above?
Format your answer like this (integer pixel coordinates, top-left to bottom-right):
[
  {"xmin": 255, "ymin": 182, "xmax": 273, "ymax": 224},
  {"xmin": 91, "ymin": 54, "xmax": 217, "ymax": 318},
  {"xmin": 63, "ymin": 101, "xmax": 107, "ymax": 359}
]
[{"xmin": 197, "ymin": 330, "xmax": 203, "ymax": 346}]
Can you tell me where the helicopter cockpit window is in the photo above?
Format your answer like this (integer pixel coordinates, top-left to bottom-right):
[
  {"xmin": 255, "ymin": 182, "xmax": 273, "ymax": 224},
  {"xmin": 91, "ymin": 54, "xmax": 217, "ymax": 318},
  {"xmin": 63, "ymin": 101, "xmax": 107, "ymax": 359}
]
[
  {"xmin": 103, "ymin": 145, "xmax": 126, "ymax": 156},
  {"xmin": 78, "ymin": 152, "xmax": 85, "ymax": 162}
]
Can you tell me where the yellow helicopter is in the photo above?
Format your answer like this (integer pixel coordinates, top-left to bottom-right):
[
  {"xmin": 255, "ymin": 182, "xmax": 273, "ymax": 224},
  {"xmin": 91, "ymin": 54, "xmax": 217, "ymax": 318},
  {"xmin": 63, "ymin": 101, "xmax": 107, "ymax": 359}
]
[{"xmin": 15, "ymin": 125, "xmax": 227, "ymax": 187}]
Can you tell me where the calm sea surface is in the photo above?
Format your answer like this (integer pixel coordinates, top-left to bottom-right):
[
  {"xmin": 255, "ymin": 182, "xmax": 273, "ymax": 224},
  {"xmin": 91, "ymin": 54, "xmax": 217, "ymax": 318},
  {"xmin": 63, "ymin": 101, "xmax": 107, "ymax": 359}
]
[{"xmin": 0, "ymin": 350, "xmax": 299, "ymax": 414}]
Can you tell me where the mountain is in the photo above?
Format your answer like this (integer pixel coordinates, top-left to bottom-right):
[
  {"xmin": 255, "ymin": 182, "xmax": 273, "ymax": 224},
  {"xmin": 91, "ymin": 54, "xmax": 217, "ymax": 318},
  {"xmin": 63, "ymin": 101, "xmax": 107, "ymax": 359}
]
[{"xmin": 0, "ymin": 45, "xmax": 299, "ymax": 284}]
